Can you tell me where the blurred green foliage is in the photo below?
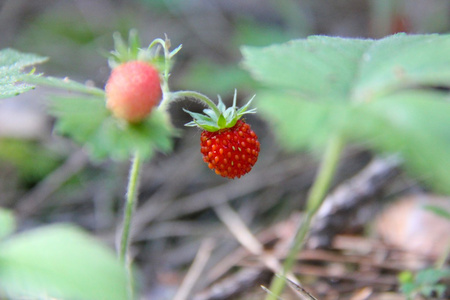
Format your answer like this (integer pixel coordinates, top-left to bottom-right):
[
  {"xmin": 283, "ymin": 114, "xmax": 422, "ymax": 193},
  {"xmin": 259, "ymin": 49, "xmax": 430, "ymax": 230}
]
[
  {"xmin": 399, "ymin": 268, "xmax": 450, "ymax": 299},
  {"xmin": 242, "ymin": 34, "xmax": 450, "ymax": 195},
  {"xmin": 0, "ymin": 139, "xmax": 61, "ymax": 184},
  {"xmin": 0, "ymin": 222, "xmax": 129, "ymax": 300},
  {"xmin": 49, "ymin": 95, "xmax": 174, "ymax": 161}
]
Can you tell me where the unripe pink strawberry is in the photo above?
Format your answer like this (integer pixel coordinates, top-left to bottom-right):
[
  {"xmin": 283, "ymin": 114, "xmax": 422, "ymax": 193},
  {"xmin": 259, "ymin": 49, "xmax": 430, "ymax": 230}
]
[{"xmin": 106, "ymin": 61, "xmax": 162, "ymax": 123}]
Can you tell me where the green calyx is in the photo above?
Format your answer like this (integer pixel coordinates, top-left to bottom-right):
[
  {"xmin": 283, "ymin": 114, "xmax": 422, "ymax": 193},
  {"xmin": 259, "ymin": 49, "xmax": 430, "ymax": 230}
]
[
  {"xmin": 183, "ymin": 90, "xmax": 256, "ymax": 132},
  {"xmin": 107, "ymin": 30, "xmax": 181, "ymax": 71}
]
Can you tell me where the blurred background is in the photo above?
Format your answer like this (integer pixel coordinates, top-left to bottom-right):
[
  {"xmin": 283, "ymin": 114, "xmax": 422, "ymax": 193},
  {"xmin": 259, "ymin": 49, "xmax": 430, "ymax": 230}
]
[{"xmin": 0, "ymin": 0, "xmax": 449, "ymax": 299}]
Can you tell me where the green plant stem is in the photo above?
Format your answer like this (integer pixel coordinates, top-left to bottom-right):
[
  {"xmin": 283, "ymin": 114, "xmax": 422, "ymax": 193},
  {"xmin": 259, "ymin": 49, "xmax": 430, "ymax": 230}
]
[
  {"xmin": 170, "ymin": 90, "xmax": 221, "ymax": 116},
  {"xmin": 119, "ymin": 151, "xmax": 142, "ymax": 299},
  {"xmin": 154, "ymin": 37, "xmax": 173, "ymax": 113},
  {"xmin": 120, "ymin": 151, "xmax": 142, "ymax": 261},
  {"xmin": 265, "ymin": 133, "xmax": 344, "ymax": 300}
]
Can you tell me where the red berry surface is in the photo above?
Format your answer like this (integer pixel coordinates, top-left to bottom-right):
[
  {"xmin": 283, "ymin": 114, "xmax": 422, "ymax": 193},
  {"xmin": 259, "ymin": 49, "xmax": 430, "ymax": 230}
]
[
  {"xmin": 200, "ymin": 120, "xmax": 260, "ymax": 179},
  {"xmin": 106, "ymin": 61, "xmax": 162, "ymax": 123}
]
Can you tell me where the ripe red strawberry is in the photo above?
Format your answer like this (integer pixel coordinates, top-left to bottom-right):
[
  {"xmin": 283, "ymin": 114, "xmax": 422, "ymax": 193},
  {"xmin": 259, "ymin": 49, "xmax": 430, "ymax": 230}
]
[
  {"xmin": 184, "ymin": 91, "xmax": 259, "ymax": 179},
  {"xmin": 201, "ymin": 120, "xmax": 260, "ymax": 179},
  {"xmin": 106, "ymin": 60, "xmax": 161, "ymax": 123}
]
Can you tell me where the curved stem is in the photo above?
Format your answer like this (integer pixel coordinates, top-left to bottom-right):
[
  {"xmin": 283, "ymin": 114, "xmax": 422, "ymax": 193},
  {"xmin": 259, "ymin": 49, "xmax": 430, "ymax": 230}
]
[
  {"xmin": 155, "ymin": 38, "xmax": 172, "ymax": 113},
  {"xmin": 170, "ymin": 90, "xmax": 221, "ymax": 116},
  {"xmin": 265, "ymin": 133, "xmax": 345, "ymax": 300}
]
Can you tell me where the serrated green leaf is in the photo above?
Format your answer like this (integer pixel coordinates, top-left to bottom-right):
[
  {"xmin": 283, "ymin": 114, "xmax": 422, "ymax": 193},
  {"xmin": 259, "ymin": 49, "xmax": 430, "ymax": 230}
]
[
  {"xmin": 347, "ymin": 91, "xmax": 450, "ymax": 194},
  {"xmin": 21, "ymin": 75, "xmax": 105, "ymax": 97},
  {"xmin": 0, "ymin": 208, "xmax": 15, "ymax": 240},
  {"xmin": 0, "ymin": 48, "xmax": 47, "ymax": 99},
  {"xmin": 241, "ymin": 36, "xmax": 373, "ymax": 102},
  {"xmin": 50, "ymin": 95, "xmax": 108, "ymax": 144},
  {"xmin": 0, "ymin": 224, "xmax": 128, "ymax": 300},
  {"xmin": 353, "ymin": 33, "xmax": 450, "ymax": 101},
  {"xmin": 242, "ymin": 34, "xmax": 450, "ymax": 196},
  {"xmin": 50, "ymin": 95, "xmax": 174, "ymax": 161},
  {"xmin": 242, "ymin": 34, "xmax": 450, "ymax": 103}
]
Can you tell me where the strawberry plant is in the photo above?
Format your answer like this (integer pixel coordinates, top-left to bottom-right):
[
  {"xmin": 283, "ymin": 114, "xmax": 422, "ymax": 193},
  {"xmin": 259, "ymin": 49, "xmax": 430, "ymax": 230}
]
[
  {"xmin": 3, "ymin": 26, "xmax": 450, "ymax": 299},
  {"xmin": 1, "ymin": 29, "xmax": 260, "ymax": 299}
]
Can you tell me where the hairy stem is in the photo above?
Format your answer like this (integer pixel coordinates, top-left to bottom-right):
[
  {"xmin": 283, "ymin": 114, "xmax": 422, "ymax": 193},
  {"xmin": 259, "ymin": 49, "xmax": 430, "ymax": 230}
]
[
  {"xmin": 265, "ymin": 133, "xmax": 344, "ymax": 300},
  {"xmin": 171, "ymin": 90, "xmax": 221, "ymax": 116},
  {"xmin": 119, "ymin": 151, "xmax": 142, "ymax": 299},
  {"xmin": 120, "ymin": 151, "xmax": 142, "ymax": 261}
]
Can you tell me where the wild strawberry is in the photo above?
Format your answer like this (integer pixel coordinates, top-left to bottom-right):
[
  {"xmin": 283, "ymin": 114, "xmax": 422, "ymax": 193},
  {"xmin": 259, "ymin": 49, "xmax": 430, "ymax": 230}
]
[
  {"xmin": 105, "ymin": 61, "xmax": 162, "ymax": 123},
  {"xmin": 184, "ymin": 91, "xmax": 259, "ymax": 179},
  {"xmin": 200, "ymin": 120, "xmax": 260, "ymax": 179}
]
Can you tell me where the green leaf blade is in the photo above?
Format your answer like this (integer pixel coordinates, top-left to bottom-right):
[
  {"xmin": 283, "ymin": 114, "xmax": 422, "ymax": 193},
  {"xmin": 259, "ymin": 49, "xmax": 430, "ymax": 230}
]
[
  {"xmin": 241, "ymin": 36, "xmax": 373, "ymax": 102},
  {"xmin": 256, "ymin": 90, "xmax": 349, "ymax": 151},
  {"xmin": 347, "ymin": 91, "xmax": 450, "ymax": 194},
  {"xmin": 0, "ymin": 225, "xmax": 128, "ymax": 300},
  {"xmin": 242, "ymin": 33, "xmax": 450, "ymax": 196},
  {"xmin": 352, "ymin": 33, "xmax": 450, "ymax": 101},
  {"xmin": 0, "ymin": 48, "xmax": 48, "ymax": 99},
  {"xmin": 50, "ymin": 95, "xmax": 175, "ymax": 161}
]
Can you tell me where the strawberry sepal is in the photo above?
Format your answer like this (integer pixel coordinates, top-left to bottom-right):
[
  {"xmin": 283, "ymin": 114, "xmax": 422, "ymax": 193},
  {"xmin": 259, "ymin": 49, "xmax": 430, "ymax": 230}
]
[{"xmin": 183, "ymin": 90, "xmax": 256, "ymax": 133}]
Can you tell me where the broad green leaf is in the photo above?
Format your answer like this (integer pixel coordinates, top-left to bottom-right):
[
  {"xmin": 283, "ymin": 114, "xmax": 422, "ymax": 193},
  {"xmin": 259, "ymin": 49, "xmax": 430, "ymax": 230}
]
[
  {"xmin": 50, "ymin": 95, "xmax": 174, "ymax": 161},
  {"xmin": 21, "ymin": 75, "xmax": 105, "ymax": 97},
  {"xmin": 347, "ymin": 91, "xmax": 450, "ymax": 194},
  {"xmin": 0, "ymin": 48, "xmax": 47, "ymax": 99},
  {"xmin": 0, "ymin": 224, "xmax": 128, "ymax": 300},
  {"xmin": 242, "ymin": 34, "xmax": 450, "ymax": 103},
  {"xmin": 0, "ymin": 208, "xmax": 15, "ymax": 240},
  {"xmin": 352, "ymin": 34, "xmax": 450, "ymax": 101},
  {"xmin": 241, "ymin": 36, "xmax": 373, "ymax": 102},
  {"xmin": 256, "ymin": 90, "xmax": 350, "ymax": 151},
  {"xmin": 242, "ymin": 34, "xmax": 450, "ymax": 195}
]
